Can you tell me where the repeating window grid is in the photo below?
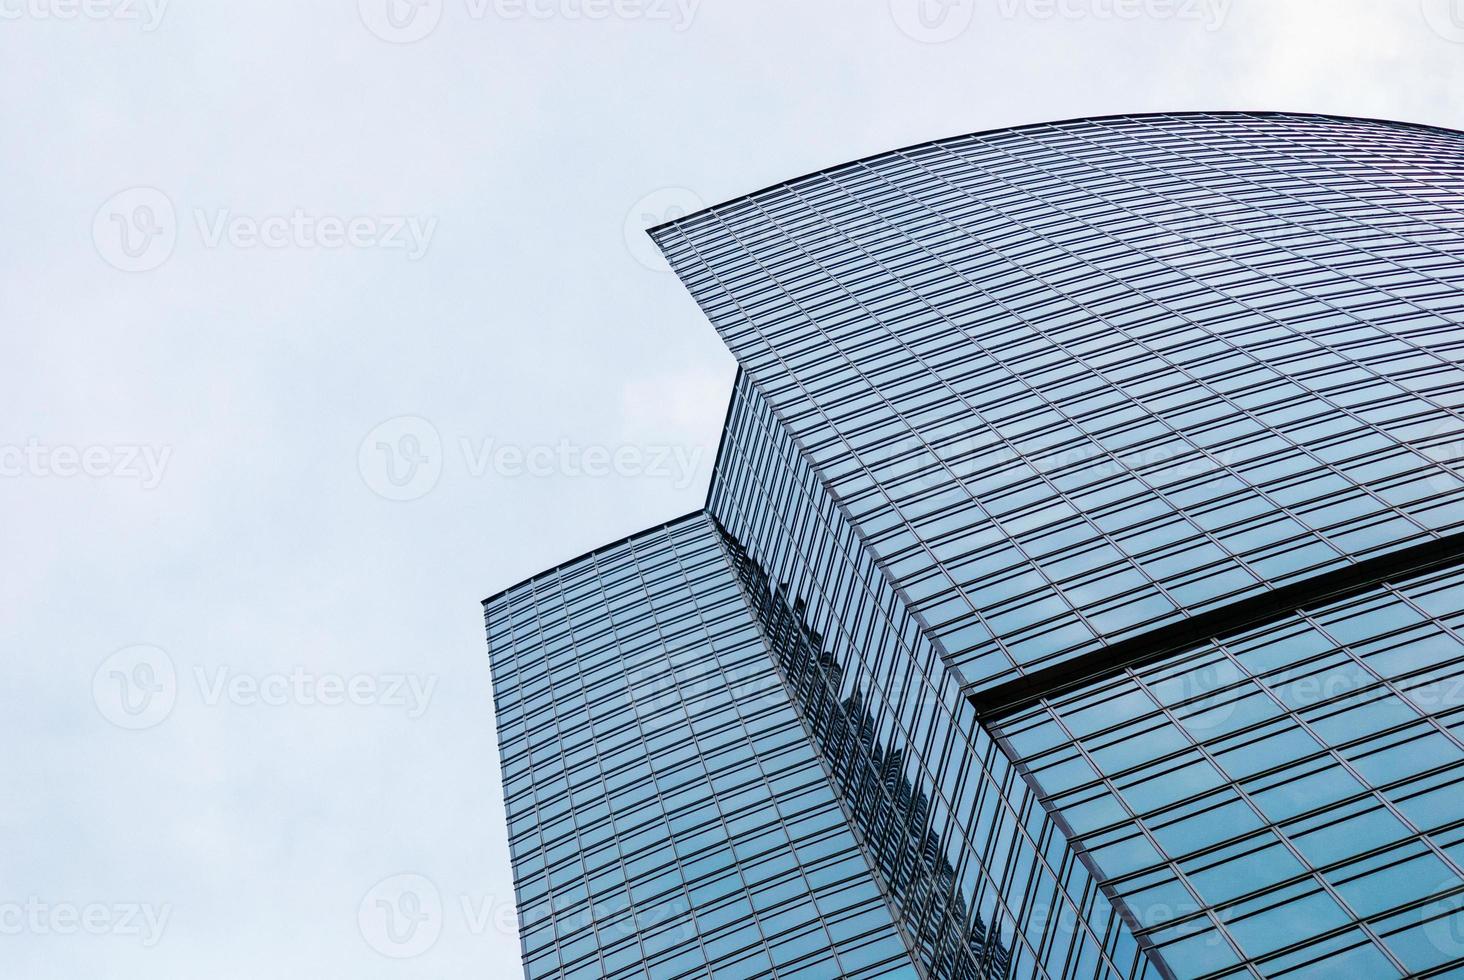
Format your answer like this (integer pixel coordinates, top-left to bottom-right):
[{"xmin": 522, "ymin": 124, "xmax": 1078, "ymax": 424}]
[
  {"xmin": 808, "ymin": 156, "xmax": 1458, "ymax": 536},
  {"xmin": 670, "ymin": 212, "xmax": 1177, "ymax": 688},
  {"xmin": 485, "ymin": 517, "xmax": 921, "ymax": 980},
  {"xmin": 1015, "ymin": 671, "xmax": 1411, "ymax": 979},
  {"xmin": 710, "ymin": 376, "xmax": 1156, "ymax": 980},
  {"xmin": 652, "ymin": 114, "xmax": 1464, "ymax": 691},
  {"xmin": 723, "ymin": 140, "xmax": 1464, "ymax": 424},
  {"xmin": 892, "ymin": 116, "xmax": 1464, "ymax": 211},
  {"xmin": 685, "ymin": 121, "xmax": 1464, "ymax": 439},
  {"xmin": 1132, "ymin": 116, "xmax": 1464, "ymax": 226},
  {"xmin": 497, "ymin": 524, "xmax": 737, "ymax": 966},
  {"xmin": 854, "ymin": 132, "xmax": 1460, "ymax": 585},
  {"xmin": 1028, "ymin": 120, "xmax": 1464, "ymax": 420},
  {"xmin": 702, "ymin": 180, "xmax": 1171, "ymax": 680},
  {"xmin": 711, "ymin": 415, "xmax": 1030, "ymax": 977},
  {"xmin": 993, "ymin": 566, "xmax": 1464, "ymax": 977},
  {"xmin": 762, "ymin": 158, "xmax": 1408, "ymax": 644},
  {"xmin": 711, "ymin": 436, "xmax": 1030, "ymax": 978},
  {"xmin": 712, "ymin": 529, "xmax": 1021, "ymax": 979},
  {"xmin": 503, "ymin": 641, "xmax": 913, "ymax": 972},
  {"xmin": 491, "ymin": 531, "xmax": 734, "ymax": 773},
  {"xmin": 907, "ymin": 138, "xmax": 1458, "ymax": 509}
]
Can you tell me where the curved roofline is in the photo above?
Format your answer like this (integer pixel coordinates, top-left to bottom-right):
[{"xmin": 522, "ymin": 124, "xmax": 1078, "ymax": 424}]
[
  {"xmin": 480, "ymin": 508, "xmax": 709, "ymax": 607},
  {"xmin": 480, "ymin": 369, "xmax": 743, "ymax": 610},
  {"xmin": 647, "ymin": 109, "xmax": 1464, "ymax": 238},
  {"xmin": 485, "ymin": 108, "xmax": 1464, "ymax": 613}
]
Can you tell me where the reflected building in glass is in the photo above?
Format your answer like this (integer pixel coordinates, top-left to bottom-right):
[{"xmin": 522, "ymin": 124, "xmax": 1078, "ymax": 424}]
[{"xmin": 485, "ymin": 112, "xmax": 1464, "ymax": 979}]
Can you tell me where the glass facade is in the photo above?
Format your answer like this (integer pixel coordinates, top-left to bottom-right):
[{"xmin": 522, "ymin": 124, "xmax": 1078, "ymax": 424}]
[
  {"xmin": 709, "ymin": 373, "xmax": 1151, "ymax": 980},
  {"xmin": 993, "ymin": 564, "xmax": 1464, "ymax": 978},
  {"xmin": 487, "ymin": 112, "xmax": 1464, "ymax": 979},
  {"xmin": 485, "ymin": 514, "xmax": 922, "ymax": 980},
  {"xmin": 651, "ymin": 111, "xmax": 1464, "ymax": 694}
]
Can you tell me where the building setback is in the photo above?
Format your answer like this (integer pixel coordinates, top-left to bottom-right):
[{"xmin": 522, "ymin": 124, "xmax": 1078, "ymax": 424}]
[{"xmin": 485, "ymin": 112, "xmax": 1464, "ymax": 979}]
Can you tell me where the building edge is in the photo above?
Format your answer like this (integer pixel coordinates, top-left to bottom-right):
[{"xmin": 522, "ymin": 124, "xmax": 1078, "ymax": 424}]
[{"xmin": 644, "ymin": 109, "xmax": 1464, "ymax": 242}]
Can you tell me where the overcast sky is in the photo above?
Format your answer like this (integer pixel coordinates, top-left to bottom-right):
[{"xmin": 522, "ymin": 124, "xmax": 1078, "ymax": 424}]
[{"xmin": 2, "ymin": 1, "xmax": 1463, "ymax": 976}]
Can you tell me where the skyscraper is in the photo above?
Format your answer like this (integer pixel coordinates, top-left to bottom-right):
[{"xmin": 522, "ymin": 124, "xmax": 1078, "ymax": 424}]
[{"xmin": 485, "ymin": 112, "xmax": 1464, "ymax": 979}]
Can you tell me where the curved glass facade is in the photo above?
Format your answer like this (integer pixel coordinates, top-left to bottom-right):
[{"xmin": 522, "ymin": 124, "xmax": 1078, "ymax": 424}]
[
  {"xmin": 651, "ymin": 112, "xmax": 1464, "ymax": 693},
  {"xmin": 486, "ymin": 515, "xmax": 922, "ymax": 980},
  {"xmin": 709, "ymin": 372, "xmax": 1152, "ymax": 980},
  {"xmin": 994, "ymin": 563, "xmax": 1464, "ymax": 978},
  {"xmin": 488, "ymin": 112, "xmax": 1464, "ymax": 980}
]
